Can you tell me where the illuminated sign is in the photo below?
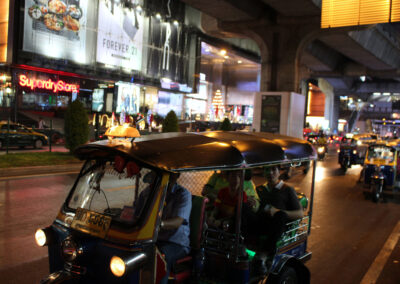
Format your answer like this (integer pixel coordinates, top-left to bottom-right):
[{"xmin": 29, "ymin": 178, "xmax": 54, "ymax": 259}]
[
  {"xmin": 18, "ymin": 74, "xmax": 79, "ymax": 93},
  {"xmin": 322, "ymin": 0, "xmax": 400, "ymax": 28}
]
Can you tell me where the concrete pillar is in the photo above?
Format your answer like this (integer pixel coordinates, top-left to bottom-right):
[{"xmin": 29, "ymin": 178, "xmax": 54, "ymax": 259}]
[{"xmin": 318, "ymin": 78, "xmax": 335, "ymax": 133}]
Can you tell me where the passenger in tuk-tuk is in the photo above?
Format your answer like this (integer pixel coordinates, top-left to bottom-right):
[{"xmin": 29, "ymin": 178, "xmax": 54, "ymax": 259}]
[
  {"xmin": 136, "ymin": 172, "xmax": 192, "ymax": 284},
  {"xmin": 243, "ymin": 165, "xmax": 304, "ymax": 260},
  {"xmin": 207, "ymin": 170, "xmax": 252, "ymax": 229},
  {"xmin": 202, "ymin": 170, "xmax": 259, "ymax": 212}
]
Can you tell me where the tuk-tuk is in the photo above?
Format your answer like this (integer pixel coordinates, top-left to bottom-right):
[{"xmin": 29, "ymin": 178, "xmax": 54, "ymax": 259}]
[
  {"xmin": 363, "ymin": 139, "xmax": 400, "ymax": 202},
  {"xmin": 338, "ymin": 133, "xmax": 379, "ymax": 172},
  {"xmin": 35, "ymin": 125, "xmax": 317, "ymax": 284}
]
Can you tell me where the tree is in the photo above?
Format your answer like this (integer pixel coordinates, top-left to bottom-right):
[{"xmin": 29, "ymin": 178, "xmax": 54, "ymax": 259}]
[
  {"xmin": 219, "ymin": 118, "xmax": 232, "ymax": 131},
  {"xmin": 162, "ymin": 110, "xmax": 179, "ymax": 132},
  {"xmin": 64, "ymin": 100, "xmax": 89, "ymax": 152}
]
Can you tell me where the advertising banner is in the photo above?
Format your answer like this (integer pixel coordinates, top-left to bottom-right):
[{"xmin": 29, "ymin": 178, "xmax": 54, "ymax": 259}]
[
  {"xmin": 116, "ymin": 82, "xmax": 140, "ymax": 115},
  {"xmin": 96, "ymin": 0, "xmax": 143, "ymax": 71},
  {"xmin": 92, "ymin": 88, "xmax": 104, "ymax": 112},
  {"xmin": 261, "ymin": 95, "xmax": 281, "ymax": 133},
  {"xmin": 23, "ymin": 0, "xmax": 95, "ymax": 64}
]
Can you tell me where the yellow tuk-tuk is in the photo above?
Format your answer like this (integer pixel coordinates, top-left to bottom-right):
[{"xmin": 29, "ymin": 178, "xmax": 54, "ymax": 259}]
[{"xmin": 35, "ymin": 125, "xmax": 317, "ymax": 284}]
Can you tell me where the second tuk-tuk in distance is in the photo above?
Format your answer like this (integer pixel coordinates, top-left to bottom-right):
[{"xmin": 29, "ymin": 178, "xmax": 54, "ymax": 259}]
[
  {"xmin": 338, "ymin": 133, "xmax": 379, "ymax": 172},
  {"xmin": 35, "ymin": 125, "xmax": 317, "ymax": 284},
  {"xmin": 362, "ymin": 139, "xmax": 400, "ymax": 202}
]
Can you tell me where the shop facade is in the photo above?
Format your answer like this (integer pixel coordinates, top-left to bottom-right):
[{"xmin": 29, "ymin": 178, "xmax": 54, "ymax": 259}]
[{"xmin": 2, "ymin": 0, "xmax": 260, "ymax": 129}]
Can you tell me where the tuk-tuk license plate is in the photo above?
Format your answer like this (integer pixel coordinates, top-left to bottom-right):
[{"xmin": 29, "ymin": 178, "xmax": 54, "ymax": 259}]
[{"xmin": 71, "ymin": 208, "xmax": 111, "ymax": 238}]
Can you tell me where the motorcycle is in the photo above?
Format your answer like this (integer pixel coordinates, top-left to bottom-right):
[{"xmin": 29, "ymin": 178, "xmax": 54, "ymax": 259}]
[
  {"xmin": 339, "ymin": 149, "xmax": 352, "ymax": 172},
  {"xmin": 370, "ymin": 166, "xmax": 385, "ymax": 202},
  {"xmin": 317, "ymin": 145, "xmax": 327, "ymax": 160}
]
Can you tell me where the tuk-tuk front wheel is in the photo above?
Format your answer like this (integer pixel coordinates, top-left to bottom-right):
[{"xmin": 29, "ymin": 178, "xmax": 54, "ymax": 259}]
[
  {"xmin": 372, "ymin": 183, "xmax": 382, "ymax": 203},
  {"xmin": 341, "ymin": 164, "xmax": 347, "ymax": 173},
  {"xmin": 272, "ymin": 266, "xmax": 298, "ymax": 284}
]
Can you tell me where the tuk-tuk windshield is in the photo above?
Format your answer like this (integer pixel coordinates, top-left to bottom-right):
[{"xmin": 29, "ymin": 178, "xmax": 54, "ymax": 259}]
[
  {"xmin": 367, "ymin": 146, "xmax": 395, "ymax": 163},
  {"xmin": 67, "ymin": 158, "xmax": 157, "ymax": 225}
]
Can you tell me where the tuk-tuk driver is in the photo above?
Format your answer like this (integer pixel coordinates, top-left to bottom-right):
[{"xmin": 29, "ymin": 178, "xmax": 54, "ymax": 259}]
[{"xmin": 157, "ymin": 172, "xmax": 192, "ymax": 284}]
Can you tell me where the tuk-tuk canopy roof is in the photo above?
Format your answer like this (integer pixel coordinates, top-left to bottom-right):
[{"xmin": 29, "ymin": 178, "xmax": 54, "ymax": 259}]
[
  {"xmin": 74, "ymin": 131, "xmax": 316, "ymax": 171},
  {"xmin": 351, "ymin": 133, "xmax": 379, "ymax": 140}
]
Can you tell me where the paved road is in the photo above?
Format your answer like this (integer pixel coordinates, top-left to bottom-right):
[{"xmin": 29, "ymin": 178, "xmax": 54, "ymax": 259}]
[{"xmin": 0, "ymin": 146, "xmax": 399, "ymax": 283}]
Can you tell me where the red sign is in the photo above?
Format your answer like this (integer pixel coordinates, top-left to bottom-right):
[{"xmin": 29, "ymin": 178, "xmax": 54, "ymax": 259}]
[{"xmin": 19, "ymin": 74, "xmax": 79, "ymax": 93}]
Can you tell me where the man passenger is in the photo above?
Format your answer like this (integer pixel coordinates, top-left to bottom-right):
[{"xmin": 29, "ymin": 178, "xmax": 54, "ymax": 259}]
[{"xmin": 244, "ymin": 165, "xmax": 303, "ymax": 258}]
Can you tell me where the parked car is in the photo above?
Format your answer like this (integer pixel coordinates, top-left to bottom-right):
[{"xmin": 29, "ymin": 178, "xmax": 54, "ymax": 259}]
[
  {"xmin": 32, "ymin": 126, "xmax": 65, "ymax": 144},
  {"xmin": 0, "ymin": 121, "xmax": 48, "ymax": 149}
]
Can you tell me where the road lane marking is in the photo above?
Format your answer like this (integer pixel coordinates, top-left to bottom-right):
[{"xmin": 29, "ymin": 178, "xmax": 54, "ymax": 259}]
[{"xmin": 360, "ymin": 220, "xmax": 400, "ymax": 284}]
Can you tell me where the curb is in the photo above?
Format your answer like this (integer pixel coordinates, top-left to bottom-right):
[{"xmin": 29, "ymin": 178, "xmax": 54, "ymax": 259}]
[{"xmin": 0, "ymin": 163, "xmax": 83, "ymax": 178}]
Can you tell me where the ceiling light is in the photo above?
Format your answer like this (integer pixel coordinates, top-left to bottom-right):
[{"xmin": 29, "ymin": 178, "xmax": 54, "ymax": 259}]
[{"xmin": 155, "ymin": 13, "xmax": 161, "ymax": 20}]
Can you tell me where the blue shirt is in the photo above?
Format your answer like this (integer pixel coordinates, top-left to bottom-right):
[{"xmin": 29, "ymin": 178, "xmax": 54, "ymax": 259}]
[{"xmin": 158, "ymin": 183, "xmax": 192, "ymax": 253}]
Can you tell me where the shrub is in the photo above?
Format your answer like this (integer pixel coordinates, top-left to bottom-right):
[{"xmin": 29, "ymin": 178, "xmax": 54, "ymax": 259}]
[
  {"xmin": 64, "ymin": 100, "xmax": 89, "ymax": 152},
  {"xmin": 162, "ymin": 110, "xmax": 179, "ymax": 132},
  {"xmin": 219, "ymin": 118, "xmax": 232, "ymax": 131}
]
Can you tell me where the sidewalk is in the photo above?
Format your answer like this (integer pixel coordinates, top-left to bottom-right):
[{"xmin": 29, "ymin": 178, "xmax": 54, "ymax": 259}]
[{"xmin": 0, "ymin": 145, "xmax": 83, "ymax": 178}]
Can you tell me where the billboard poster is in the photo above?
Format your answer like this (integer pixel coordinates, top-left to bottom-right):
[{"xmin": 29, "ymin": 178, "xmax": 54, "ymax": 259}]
[
  {"xmin": 92, "ymin": 88, "xmax": 104, "ymax": 112},
  {"xmin": 261, "ymin": 95, "xmax": 281, "ymax": 133},
  {"xmin": 96, "ymin": 0, "xmax": 144, "ymax": 71},
  {"xmin": 23, "ymin": 0, "xmax": 94, "ymax": 64},
  {"xmin": 116, "ymin": 82, "xmax": 140, "ymax": 115}
]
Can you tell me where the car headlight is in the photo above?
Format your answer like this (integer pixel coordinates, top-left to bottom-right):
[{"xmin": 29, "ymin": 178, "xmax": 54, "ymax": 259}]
[
  {"xmin": 61, "ymin": 237, "xmax": 82, "ymax": 262},
  {"xmin": 35, "ymin": 227, "xmax": 53, "ymax": 247}
]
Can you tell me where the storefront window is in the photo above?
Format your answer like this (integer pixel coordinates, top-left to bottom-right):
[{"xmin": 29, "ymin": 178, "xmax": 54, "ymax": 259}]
[
  {"xmin": 157, "ymin": 91, "xmax": 183, "ymax": 118},
  {"xmin": 184, "ymin": 98, "xmax": 206, "ymax": 120},
  {"xmin": 21, "ymin": 91, "xmax": 56, "ymax": 110}
]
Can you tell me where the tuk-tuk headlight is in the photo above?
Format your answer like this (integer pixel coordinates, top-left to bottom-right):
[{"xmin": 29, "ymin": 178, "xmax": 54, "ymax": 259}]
[
  {"xmin": 353, "ymin": 150, "xmax": 357, "ymax": 155},
  {"xmin": 61, "ymin": 237, "xmax": 82, "ymax": 262},
  {"xmin": 317, "ymin": 147, "xmax": 324, "ymax": 153},
  {"xmin": 337, "ymin": 149, "xmax": 340, "ymax": 153},
  {"xmin": 35, "ymin": 227, "xmax": 53, "ymax": 247},
  {"xmin": 110, "ymin": 256, "xmax": 126, "ymax": 277},
  {"xmin": 110, "ymin": 252, "xmax": 147, "ymax": 277},
  {"xmin": 357, "ymin": 140, "xmax": 362, "ymax": 145}
]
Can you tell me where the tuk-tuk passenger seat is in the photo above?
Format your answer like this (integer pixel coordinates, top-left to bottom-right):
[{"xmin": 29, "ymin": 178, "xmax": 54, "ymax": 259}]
[{"xmin": 169, "ymin": 195, "xmax": 209, "ymax": 282}]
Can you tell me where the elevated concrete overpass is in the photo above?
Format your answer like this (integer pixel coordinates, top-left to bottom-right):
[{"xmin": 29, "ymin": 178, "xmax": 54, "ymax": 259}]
[{"xmin": 183, "ymin": 0, "xmax": 400, "ymax": 131}]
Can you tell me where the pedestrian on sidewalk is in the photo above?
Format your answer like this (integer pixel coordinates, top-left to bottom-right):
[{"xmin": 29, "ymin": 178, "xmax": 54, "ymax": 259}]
[{"xmin": 38, "ymin": 117, "xmax": 45, "ymax": 129}]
